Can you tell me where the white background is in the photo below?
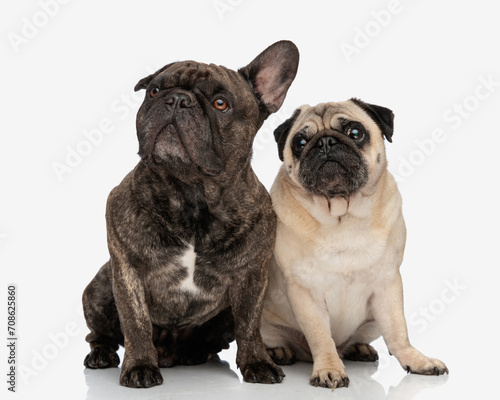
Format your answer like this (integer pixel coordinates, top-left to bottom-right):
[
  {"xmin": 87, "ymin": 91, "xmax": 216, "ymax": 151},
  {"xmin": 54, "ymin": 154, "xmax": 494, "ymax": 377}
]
[{"xmin": 1, "ymin": 0, "xmax": 499, "ymax": 399}]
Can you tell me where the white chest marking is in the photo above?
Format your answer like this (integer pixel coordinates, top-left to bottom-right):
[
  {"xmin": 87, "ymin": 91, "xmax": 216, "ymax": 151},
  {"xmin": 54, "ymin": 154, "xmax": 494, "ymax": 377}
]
[{"xmin": 179, "ymin": 244, "xmax": 199, "ymax": 294}]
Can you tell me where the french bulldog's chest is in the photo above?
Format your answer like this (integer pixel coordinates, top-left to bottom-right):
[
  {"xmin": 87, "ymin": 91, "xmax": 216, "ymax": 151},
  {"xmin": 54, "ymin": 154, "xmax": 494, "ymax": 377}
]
[
  {"xmin": 116, "ymin": 168, "xmax": 274, "ymax": 328},
  {"xmin": 144, "ymin": 243, "xmax": 231, "ymax": 328}
]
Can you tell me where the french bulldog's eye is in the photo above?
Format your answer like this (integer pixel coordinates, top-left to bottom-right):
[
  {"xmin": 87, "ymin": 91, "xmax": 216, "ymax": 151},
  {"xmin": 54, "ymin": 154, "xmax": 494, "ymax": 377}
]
[
  {"xmin": 348, "ymin": 127, "xmax": 363, "ymax": 141},
  {"xmin": 213, "ymin": 98, "xmax": 229, "ymax": 112},
  {"xmin": 149, "ymin": 86, "xmax": 160, "ymax": 98}
]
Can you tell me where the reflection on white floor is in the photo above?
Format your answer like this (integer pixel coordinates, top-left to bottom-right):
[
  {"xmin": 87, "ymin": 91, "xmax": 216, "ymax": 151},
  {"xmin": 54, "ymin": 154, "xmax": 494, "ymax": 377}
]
[{"xmin": 82, "ymin": 342, "xmax": 451, "ymax": 400}]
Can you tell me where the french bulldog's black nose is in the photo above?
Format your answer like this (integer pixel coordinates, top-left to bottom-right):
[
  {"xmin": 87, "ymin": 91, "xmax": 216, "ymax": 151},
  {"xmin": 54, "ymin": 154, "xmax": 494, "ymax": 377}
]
[
  {"xmin": 165, "ymin": 92, "xmax": 194, "ymax": 109},
  {"xmin": 316, "ymin": 136, "xmax": 337, "ymax": 153}
]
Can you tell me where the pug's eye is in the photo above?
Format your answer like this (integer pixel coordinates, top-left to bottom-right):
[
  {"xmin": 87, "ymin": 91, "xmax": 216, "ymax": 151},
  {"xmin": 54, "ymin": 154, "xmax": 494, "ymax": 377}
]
[
  {"xmin": 292, "ymin": 137, "xmax": 308, "ymax": 156},
  {"xmin": 213, "ymin": 98, "xmax": 229, "ymax": 112},
  {"xmin": 149, "ymin": 86, "xmax": 160, "ymax": 98},
  {"xmin": 297, "ymin": 138, "xmax": 307, "ymax": 149},
  {"xmin": 348, "ymin": 127, "xmax": 364, "ymax": 141}
]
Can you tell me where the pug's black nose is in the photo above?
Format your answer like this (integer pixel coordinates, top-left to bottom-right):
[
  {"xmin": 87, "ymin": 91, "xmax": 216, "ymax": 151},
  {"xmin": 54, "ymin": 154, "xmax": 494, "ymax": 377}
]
[
  {"xmin": 316, "ymin": 136, "xmax": 337, "ymax": 153},
  {"xmin": 165, "ymin": 93, "xmax": 194, "ymax": 109}
]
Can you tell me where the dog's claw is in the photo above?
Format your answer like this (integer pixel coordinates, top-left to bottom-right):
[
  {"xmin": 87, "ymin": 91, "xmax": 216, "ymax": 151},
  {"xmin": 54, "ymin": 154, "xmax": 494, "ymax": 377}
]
[
  {"xmin": 84, "ymin": 346, "xmax": 120, "ymax": 369},
  {"xmin": 310, "ymin": 369, "xmax": 349, "ymax": 389},
  {"xmin": 404, "ymin": 359, "xmax": 448, "ymax": 376},
  {"xmin": 241, "ymin": 360, "xmax": 284, "ymax": 384},
  {"xmin": 119, "ymin": 365, "xmax": 163, "ymax": 388},
  {"xmin": 267, "ymin": 346, "xmax": 295, "ymax": 365}
]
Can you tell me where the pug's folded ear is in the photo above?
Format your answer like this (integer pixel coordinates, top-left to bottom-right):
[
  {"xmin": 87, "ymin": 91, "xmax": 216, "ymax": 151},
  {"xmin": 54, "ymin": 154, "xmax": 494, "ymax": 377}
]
[
  {"xmin": 274, "ymin": 109, "xmax": 301, "ymax": 162},
  {"xmin": 239, "ymin": 40, "xmax": 300, "ymax": 120},
  {"xmin": 351, "ymin": 98, "xmax": 394, "ymax": 143}
]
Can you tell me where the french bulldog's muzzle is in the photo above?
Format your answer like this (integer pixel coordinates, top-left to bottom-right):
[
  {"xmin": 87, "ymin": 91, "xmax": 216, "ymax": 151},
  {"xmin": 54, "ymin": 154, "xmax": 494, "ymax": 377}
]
[{"xmin": 138, "ymin": 88, "xmax": 223, "ymax": 177}]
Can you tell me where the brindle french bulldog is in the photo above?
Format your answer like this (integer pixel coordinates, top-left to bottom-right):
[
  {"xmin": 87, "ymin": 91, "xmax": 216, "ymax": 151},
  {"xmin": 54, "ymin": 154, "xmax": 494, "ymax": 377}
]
[{"xmin": 82, "ymin": 41, "xmax": 300, "ymax": 388}]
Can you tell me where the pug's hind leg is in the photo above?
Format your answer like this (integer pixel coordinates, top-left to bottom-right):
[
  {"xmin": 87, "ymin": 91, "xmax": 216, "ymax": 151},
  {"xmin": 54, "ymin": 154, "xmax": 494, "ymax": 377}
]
[
  {"xmin": 261, "ymin": 320, "xmax": 295, "ymax": 365},
  {"xmin": 341, "ymin": 320, "xmax": 380, "ymax": 362},
  {"xmin": 267, "ymin": 346, "xmax": 296, "ymax": 365},
  {"xmin": 342, "ymin": 343, "xmax": 379, "ymax": 362},
  {"xmin": 82, "ymin": 261, "xmax": 123, "ymax": 369}
]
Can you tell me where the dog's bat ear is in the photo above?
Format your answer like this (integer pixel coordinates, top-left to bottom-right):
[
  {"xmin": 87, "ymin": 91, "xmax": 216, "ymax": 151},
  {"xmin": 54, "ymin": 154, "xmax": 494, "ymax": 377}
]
[
  {"xmin": 351, "ymin": 98, "xmax": 394, "ymax": 143},
  {"xmin": 239, "ymin": 40, "xmax": 300, "ymax": 120},
  {"xmin": 274, "ymin": 108, "xmax": 301, "ymax": 162},
  {"xmin": 134, "ymin": 62, "xmax": 177, "ymax": 92}
]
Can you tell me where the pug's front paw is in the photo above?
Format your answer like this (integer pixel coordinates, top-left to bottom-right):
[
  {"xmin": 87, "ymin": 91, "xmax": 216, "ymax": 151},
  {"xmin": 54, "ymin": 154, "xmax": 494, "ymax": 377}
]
[
  {"xmin": 310, "ymin": 367, "xmax": 349, "ymax": 389},
  {"xmin": 397, "ymin": 347, "xmax": 449, "ymax": 376},
  {"xmin": 404, "ymin": 357, "xmax": 449, "ymax": 375}
]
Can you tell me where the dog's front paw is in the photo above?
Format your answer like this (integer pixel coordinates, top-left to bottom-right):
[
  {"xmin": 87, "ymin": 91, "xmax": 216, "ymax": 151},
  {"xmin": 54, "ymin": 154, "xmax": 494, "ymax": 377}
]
[
  {"xmin": 84, "ymin": 345, "xmax": 120, "ymax": 369},
  {"xmin": 310, "ymin": 368, "xmax": 350, "ymax": 389},
  {"xmin": 397, "ymin": 348, "xmax": 449, "ymax": 376},
  {"xmin": 120, "ymin": 365, "xmax": 163, "ymax": 388},
  {"xmin": 404, "ymin": 357, "xmax": 449, "ymax": 376},
  {"xmin": 241, "ymin": 360, "xmax": 285, "ymax": 384},
  {"xmin": 267, "ymin": 346, "xmax": 295, "ymax": 365}
]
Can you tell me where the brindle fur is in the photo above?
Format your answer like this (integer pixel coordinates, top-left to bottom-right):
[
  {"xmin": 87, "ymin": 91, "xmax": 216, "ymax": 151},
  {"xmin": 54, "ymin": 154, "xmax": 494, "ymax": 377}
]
[{"xmin": 82, "ymin": 41, "xmax": 299, "ymax": 388}]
